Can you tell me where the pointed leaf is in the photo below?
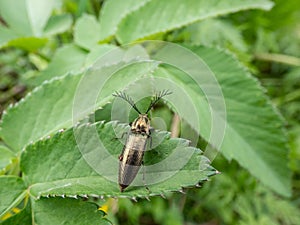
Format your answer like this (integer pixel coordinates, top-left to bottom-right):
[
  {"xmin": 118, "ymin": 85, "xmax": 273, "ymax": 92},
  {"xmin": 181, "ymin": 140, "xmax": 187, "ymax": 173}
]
[{"xmin": 21, "ymin": 122, "xmax": 216, "ymax": 198}]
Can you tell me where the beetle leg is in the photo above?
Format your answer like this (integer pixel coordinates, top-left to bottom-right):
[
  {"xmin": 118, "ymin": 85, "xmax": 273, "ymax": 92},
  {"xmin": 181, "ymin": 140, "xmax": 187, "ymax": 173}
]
[
  {"xmin": 149, "ymin": 127, "xmax": 154, "ymax": 134},
  {"xmin": 148, "ymin": 136, "xmax": 152, "ymax": 149},
  {"xmin": 119, "ymin": 154, "xmax": 123, "ymax": 161},
  {"xmin": 113, "ymin": 131, "xmax": 127, "ymax": 140},
  {"xmin": 142, "ymin": 162, "xmax": 151, "ymax": 193}
]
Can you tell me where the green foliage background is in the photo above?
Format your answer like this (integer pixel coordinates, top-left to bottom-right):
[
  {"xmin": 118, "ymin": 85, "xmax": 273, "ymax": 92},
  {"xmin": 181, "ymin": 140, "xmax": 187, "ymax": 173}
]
[{"xmin": 0, "ymin": 0, "xmax": 299, "ymax": 224}]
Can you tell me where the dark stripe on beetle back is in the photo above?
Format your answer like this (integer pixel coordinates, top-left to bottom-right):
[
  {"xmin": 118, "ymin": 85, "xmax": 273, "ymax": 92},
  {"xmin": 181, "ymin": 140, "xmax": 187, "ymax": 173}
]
[{"xmin": 125, "ymin": 150, "xmax": 144, "ymax": 166}]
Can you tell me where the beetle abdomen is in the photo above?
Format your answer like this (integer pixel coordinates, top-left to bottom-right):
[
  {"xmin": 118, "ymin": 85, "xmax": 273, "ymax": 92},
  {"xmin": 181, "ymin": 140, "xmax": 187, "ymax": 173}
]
[{"xmin": 118, "ymin": 133, "xmax": 148, "ymax": 192}]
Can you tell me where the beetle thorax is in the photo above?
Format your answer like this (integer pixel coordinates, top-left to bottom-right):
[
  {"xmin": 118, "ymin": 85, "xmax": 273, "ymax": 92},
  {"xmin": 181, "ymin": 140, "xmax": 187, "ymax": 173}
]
[{"xmin": 131, "ymin": 114, "xmax": 150, "ymax": 135}]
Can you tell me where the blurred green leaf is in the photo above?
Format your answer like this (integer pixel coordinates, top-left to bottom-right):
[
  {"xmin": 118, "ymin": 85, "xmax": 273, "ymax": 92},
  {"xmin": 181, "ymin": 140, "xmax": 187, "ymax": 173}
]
[
  {"xmin": 0, "ymin": 0, "xmax": 72, "ymax": 49},
  {"xmin": 0, "ymin": 25, "xmax": 18, "ymax": 48},
  {"xmin": 191, "ymin": 46, "xmax": 291, "ymax": 197},
  {"xmin": 74, "ymin": 14, "xmax": 101, "ymax": 50},
  {"xmin": 32, "ymin": 44, "xmax": 87, "ymax": 85},
  {"xmin": 6, "ymin": 37, "xmax": 48, "ymax": 51},
  {"xmin": 43, "ymin": 14, "xmax": 73, "ymax": 36},
  {"xmin": 31, "ymin": 44, "xmax": 117, "ymax": 85},
  {"xmin": 0, "ymin": 0, "xmax": 55, "ymax": 36}
]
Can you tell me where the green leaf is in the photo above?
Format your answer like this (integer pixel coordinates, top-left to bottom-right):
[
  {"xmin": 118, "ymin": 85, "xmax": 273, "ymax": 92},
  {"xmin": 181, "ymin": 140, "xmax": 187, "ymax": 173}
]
[
  {"xmin": 31, "ymin": 198, "xmax": 111, "ymax": 225},
  {"xmin": 0, "ymin": 74, "xmax": 82, "ymax": 152},
  {"xmin": 84, "ymin": 44, "xmax": 117, "ymax": 66},
  {"xmin": 0, "ymin": 55, "xmax": 159, "ymax": 151},
  {"xmin": 116, "ymin": 0, "xmax": 274, "ymax": 43},
  {"xmin": 152, "ymin": 45, "xmax": 291, "ymax": 196},
  {"xmin": 0, "ymin": 25, "xmax": 18, "ymax": 48},
  {"xmin": 99, "ymin": 0, "xmax": 151, "ymax": 41},
  {"xmin": 43, "ymin": 14, "xmax": 73, "ymax": 36},
  {"xmin": 0, "ymin": 201, "xmax": 32, "ymax": 225},
  {"xmin": 185, "ymin": 19, "xmax": 248, "ymax": 51},
  {"xmin": 74, "ymin": 14, "xmax": 101, "ymax": 50},
  {"xmin": 32, "ymin": 44, "xmax": 88, "ymax": 85},
  {"xmin": 1, "ymin": 196, "xmax": 110, "ymax": 225},
  {"xmin": 0, "ymin": 0, "xmax": 55, "ymax": 36},
  {"xmin": 31, "ymin": 44, "xmax": 116, "ymax": 85},
  {"xmin": 6, "ymin": 37, "xmax": 48, "ymax": 51},
  {"xmin": 194, "ymin": 47, "xmax": 291, "ymax": 197},
  {"xmin": 0, "ymin": 146, "xmax": 16, "ymax": 174},
  {"xmin": 0, "ymin": 176, "xmax": 26, "ymax": 219},
  {"xmin": 21, "ymin": 121, "xmax": 215, "ymax": 198},
  {"xmin": 0, "ymin": 0, "xmax": 72, "ymax": 49}
]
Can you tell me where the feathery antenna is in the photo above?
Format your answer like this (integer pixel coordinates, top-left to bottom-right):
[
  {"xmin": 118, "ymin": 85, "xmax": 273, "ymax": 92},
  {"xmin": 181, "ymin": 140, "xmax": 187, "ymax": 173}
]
[
  {"xmin": 145, "ymin": 90, "xmax": 172, "ymax": 113},
  {"xmin": 113, "ymin": 90, "xmax": 172, "ymax": 114},
  {"xmin": 113, "ymin": 91, "xmax": 142, "ymax": 114}
]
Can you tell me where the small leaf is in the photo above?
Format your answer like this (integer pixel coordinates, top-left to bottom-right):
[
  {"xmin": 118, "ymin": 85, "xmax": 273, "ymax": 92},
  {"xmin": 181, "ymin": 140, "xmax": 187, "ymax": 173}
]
[
  {"xmin": 0, "ymin": 1, "xmax": 72, "ymax": 49},
  {"xmin": 31, "ymin": 44, "xmax": 116, "ymax": 85},
  {"xmin": 116, "ymin": 0, "xmax": 274, "ymax": 43},
  {"xmin": 21, "ymin": 122, "xmax": 216, "ymax": 198},
  {"xmin": 0, "ymin": 0, "xmax": 55, "ymax": 36},
  {"xmin": 74, "ymin": 14, "xmax": 101, "ymax": 50},
  {"xmin": 32, "ymin": 44, "xmax": 87, "ymax": 85},
  {"xmin": 0, "ymin": 176, "xmax": 26, "ymax": 219},
  {"xmin": 43, "ymin": 14, "xmax": 73, "ymax": 36},
  {"xmin": 6, "ymin": 37, "xmax": 48, "ymax": 51}
]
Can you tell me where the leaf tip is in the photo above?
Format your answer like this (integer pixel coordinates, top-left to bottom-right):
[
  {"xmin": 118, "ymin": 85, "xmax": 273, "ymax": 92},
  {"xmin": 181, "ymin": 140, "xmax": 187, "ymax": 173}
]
[
  {"xmin": 160, "ymin": 193, "xmax": 166, "ymax": 199},
  {"xmin": 195, "ymin": 183, "xmax": 202, "ymax": 188},
  {"xmin": 178, "ymin": 189, "xmax": 186, "ymax": 194},
  {"xmin": 131, "ymin": 196, "xmax": 137, "ymax": 202}
]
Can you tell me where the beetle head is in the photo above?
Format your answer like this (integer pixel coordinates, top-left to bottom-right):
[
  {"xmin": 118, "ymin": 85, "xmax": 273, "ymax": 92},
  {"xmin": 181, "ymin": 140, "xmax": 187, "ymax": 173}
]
[{"xmin": 131, "ymin": 114, "xmax": 150, "ymax": 135}]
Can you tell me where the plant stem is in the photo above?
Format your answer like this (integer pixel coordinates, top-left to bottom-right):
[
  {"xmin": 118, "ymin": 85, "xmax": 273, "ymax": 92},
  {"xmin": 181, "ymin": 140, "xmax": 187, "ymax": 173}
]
[{"xmin": 254, "ymin": 52, "xmax": 300, "ymax": 66}]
